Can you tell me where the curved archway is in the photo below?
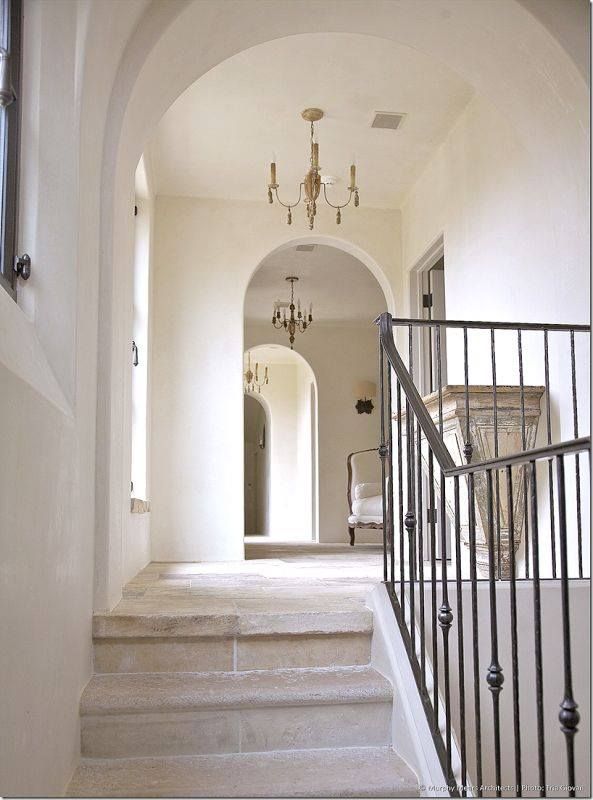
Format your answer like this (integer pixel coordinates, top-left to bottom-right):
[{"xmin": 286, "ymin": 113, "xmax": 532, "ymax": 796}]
[
  {"xmin": 244, "ymin": 234, "xmax": 396, "ymax": 318},
  {"xmin": 91, "ymin": 1, "xmax": 589, "ymax": 607},
  {"xmin": 245, "ymin": 241, "xmax": 386, "ymax": 545},
  {"xmin": 243, "ymin": 390, "xmax": 272, "ymax": 538},
  {"xmin": 244, "ymin": 344, "xmax": 319, "ymax": 542}
]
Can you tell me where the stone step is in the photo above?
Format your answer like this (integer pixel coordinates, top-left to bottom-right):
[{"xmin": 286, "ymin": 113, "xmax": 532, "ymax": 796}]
[
  {"xmin": 67, "ymin": 746, "xmax": 418, "ymax": 797},
  {"xmin": 92, "ymin": 606, "xmax": 373, "ymax": 638},
  {"xmin": 94, "ymin": 630, "xmax": 372, "ymax": 673},
  {"xmin": 81, "ymin": 666, "xmax": 393, "ymax": 758}
]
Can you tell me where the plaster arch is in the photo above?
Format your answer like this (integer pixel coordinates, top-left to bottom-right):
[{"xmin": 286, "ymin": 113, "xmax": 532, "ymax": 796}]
[
  {"xmin": 244, "ymin": 344, "xmax": 319, "ymax": 542},
  {"xmin": 92, "ymin": 0, "xmax": 589, "ymax": 609},
  {"xmin": 244, "ymin": 234, "xmax": 396, "ymax": 318}
]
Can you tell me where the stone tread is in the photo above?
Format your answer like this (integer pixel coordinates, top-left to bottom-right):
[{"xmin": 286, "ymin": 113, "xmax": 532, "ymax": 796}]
[
  {"xmin": 67, "ymin": 746, "xmax": 419, "ymax": 797},
  {"xmin": 81, "ymin": 666, "xmax": 392, "ymax": 716},
  {"xmin": 92, "ymin": 608, "xmax": 373, "ymax": 639}
]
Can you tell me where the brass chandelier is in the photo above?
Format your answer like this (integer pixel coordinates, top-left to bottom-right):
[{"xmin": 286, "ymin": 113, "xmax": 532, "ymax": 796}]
[
  {"xmin": 268, "ymin": 108, "xmax": 359, "ymax": 230},
  {"xmin": 272, "ymin": 276, "xmax": 313, "ymax": 349},
  {"xmin": 244, "ymin": 351, "xmax": 269, "ymax": 394}
]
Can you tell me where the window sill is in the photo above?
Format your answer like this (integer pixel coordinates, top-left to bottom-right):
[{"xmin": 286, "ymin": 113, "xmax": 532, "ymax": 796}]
[{"xmin": 131, "ymin": 498, "xmax": 151, "ymax": 514}]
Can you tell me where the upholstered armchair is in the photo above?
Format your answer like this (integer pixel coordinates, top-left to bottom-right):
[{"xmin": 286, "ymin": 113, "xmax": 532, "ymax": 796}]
[{"xmin": 346, "ymin": 448, "xmax": 383, "ymax": 546}]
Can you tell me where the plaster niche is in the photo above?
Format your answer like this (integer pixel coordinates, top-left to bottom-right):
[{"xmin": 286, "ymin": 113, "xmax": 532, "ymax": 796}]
[{"xmin": 397, "ymin": 385, "xmax": 544, "ymax": 578}]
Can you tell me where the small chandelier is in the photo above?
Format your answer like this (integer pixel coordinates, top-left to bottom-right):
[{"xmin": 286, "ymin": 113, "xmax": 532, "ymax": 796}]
[
  {"xmin": 272, "ymin": 276, "xmax": 313, "ymax": 349},
  {"xmin": 268, "ymin": 108, "xmax": 359, "ymax": 230},
  {"xmin": 244, "ymin": 351, "xmax": 269, "ymax": 394}
]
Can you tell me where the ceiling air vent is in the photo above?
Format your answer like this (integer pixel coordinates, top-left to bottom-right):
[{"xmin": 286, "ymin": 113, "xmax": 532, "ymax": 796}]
[
  {"xmin": 295, "ymin": 244, "xmax": 315, "ymax": 252},
  {"xmin": 371, "ymin": 112, "xmax": 406, "ymax": 131}
]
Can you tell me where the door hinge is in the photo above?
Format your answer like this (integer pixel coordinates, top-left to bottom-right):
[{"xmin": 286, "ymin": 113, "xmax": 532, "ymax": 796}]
[
  {"xmin": 422, "ymin": 292, "xmax": 433, "ymax": 309},
  {"xmin": 427, "ymin": 507, "xmax": 437, "ymax": 525},
  {"xmin": 134, "ymin": 204, "xmax": 138, "ymax": 216}
]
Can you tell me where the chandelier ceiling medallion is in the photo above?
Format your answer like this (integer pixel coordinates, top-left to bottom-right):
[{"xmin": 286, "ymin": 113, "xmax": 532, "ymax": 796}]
[
  {"xmin": 244, "ymin": 351, "xmax": 269, "ymax": 394},
  {"xmin": 268, "ymin": 108, "xmax": 359, "ymax": 230},
  {"xmin": 272, "ymin": 276, "xmax": 313, "ymax": 349}
]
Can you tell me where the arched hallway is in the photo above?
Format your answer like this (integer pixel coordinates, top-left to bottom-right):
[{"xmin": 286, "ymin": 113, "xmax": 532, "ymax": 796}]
[{"xmin": 0, "ymin": 0, "xmax": 589, "ymax": 796}]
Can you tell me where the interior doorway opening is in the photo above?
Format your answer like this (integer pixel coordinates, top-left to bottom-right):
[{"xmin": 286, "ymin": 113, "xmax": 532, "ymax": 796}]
[
  {"xmin": 243, "ymin": 344, "xmax": 318, "ymax": 542},
  {"xmin": 243, "ymin": 392, "xmax": 270, "ymax": 536}
]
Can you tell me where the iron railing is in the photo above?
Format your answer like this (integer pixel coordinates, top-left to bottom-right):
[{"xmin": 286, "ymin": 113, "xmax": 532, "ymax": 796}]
[{"xmin": 376, "ymin": 312, "xmax": 590, "ymax": 798}]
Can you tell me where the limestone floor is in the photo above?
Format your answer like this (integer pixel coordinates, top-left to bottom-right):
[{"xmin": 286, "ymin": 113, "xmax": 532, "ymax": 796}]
[{"xmin": 112, "ymin": 543, "xmax": 384, "ymax": 617}]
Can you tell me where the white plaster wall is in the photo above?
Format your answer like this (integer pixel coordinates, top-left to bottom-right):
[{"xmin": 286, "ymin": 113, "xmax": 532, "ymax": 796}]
[
  {"xmin": 296, "ymin": 361, "xmax": 315, "ymax": 540},
  {"xmin": 401, "ymin": 95, "xmax": 588, "ymax": 327},
  {"xmin": 246, "ymin": 323, "xmax": 384, "ymax": 543},
  {"xmin": 400, "ymin": 95, "xmax": 589, "ymax": 416},
  {"xmin": 0, "ymin": 0, "xmax": 149, "ymax": 794},
  {"xmin": 150, "ymin": 196, "xmax": 397, "ymax": 560}
]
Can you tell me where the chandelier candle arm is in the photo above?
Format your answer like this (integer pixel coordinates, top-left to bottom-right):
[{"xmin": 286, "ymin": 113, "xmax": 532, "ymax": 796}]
[{"xmin": 244, "ymin": 352, "xmax": 270, "ymax": 394}]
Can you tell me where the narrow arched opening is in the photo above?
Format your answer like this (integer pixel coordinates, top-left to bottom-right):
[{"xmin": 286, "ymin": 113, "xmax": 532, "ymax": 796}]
[
  {"xmin": 243, "ymin": 344, "xmax": 317, "ymax": 542},
  {"xmin": 244, "ymin": 241, "xmax": 388, "ymax": 546}
]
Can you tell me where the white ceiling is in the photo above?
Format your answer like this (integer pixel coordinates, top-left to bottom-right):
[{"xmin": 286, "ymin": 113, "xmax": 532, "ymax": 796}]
[
  {"xmin": 150, "ymin": 33, "xmax": 473, "ymax": 208},
  {"xmin": 244, "ymin": 244, "xmax": 386, "ymax": 325}
]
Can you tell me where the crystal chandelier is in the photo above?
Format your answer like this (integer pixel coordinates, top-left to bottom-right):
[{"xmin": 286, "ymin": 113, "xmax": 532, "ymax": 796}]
[
  {"xmin": 244, "ymin": 351, "xmax": 269, "ymax": 394},
  {"xmin": 268, "ymin": 108, "xmax": 359, "ymax": 230},
  {"xmin": 272, "ymin": 277, "xmax": 313, "ymax": 349}
]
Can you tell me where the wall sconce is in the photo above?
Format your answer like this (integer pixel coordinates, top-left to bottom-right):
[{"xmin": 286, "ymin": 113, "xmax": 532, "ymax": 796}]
[{"xmin": 354, "ymin": 381, "xmax": 376, "ymax": 414}]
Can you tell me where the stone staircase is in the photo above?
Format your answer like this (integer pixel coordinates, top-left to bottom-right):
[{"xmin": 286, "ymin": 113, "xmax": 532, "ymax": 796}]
[{"xmin": 67, "ymin": 603, "xmax": 419, "ymax": 796}]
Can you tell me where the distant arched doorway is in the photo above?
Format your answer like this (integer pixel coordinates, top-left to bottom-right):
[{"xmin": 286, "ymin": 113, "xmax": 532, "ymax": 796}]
[
  {"xmin": 243, "ymin": 344, "xmax": 318, "ymax": 542},
  {"xmin": 243, "ymin": 392, "xmax": 270, "ymax": 536}
]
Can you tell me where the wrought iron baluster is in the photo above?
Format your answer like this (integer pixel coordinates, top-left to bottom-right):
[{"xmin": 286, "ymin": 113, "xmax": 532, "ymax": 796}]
[
  {"xmin": 530, "ymin": 460, "xmax": 546, "ymax": 796},
  {"xmin": 453, "ymin": 476, "xmax": 467, "ymax": 796},
  {"xmin": 417, "ymin": 416, "xmax": 426, "ymax": 689},
  {"xmin": 490, "ymin": 330, "xmax": 502, "ymax": 580},
  {"xmin": 397, "ymin": 381, "xmax": 405, "ymax": 612},
  {"xmin": 468, "ymin": 473, "xmax": 483, "ymax": 796},
  {"xmin": 518, "ymin": 329, "xmax": 530, "ymax": 580},
  {"xmin": 543, "ymin": 330, "xmax": 557, "ymax": 578},
  {"xmin": 569, "ymin": 331, "xmax": 583, "ymax": 578},
  {"xmin": 387, "ymin": 360, "xmax": 395, "ymax": 588},
  {"xmin": 436, "ymin": 325, "xmax": 444, "ymax": 438},
  {"xmin": 435, "ymin": 324, "xmax": 453, "ymax": 784},
  {"xmin": 406, "ymin": 408, "xmax": 416, "ymax": 660},
  {"xmin": 379, "ymin": 342, "xmax": 388, "ymax": 583},
  {"xmin": 439, "ymin": 469, "xmax": 453, "ymax": 788},
  {"xmin": 428, "ymin": 449, "xmax": 439, "ymax": 731},
  {"xmin": 406, "ymin": 326, "xmax": 417, "ymax": 658},
  {"xmin": 486, "ymin": 469, "xmax": 504, "ymax": 797},
  {"xmin": 463, "ymin": 326, "xmax": 472, "ymax": 463},
  {"xmin": 505, "ymin": 465, "xmax": 522, "ymax": 796},
  {"xmin": 556, "ymin": 454, "xmax": 580, "ymax": 798}
]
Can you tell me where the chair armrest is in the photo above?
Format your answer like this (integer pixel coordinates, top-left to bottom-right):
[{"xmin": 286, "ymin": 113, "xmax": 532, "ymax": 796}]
[{"xmin": 347, "ymin": 448, "xmax": 379, "ymax": 515}]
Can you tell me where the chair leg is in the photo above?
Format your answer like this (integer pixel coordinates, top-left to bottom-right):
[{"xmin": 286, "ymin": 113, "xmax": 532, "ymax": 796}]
[{"xmin": 348, "ymin": 527, "xmax": 355, "ymax": 546}]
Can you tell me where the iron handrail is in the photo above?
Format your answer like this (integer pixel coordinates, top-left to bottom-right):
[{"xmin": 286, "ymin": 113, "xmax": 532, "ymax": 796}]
[
  {"xmin": 384, "ymin": 315, "xmax": 590, "ymax": 333},
  {"xmin": 447, "ymin": 436, "xmax": 590, "ymax": 476},
  {"xmin": 378, "ymin": 312, "xmax": 455, "ymax": 471},
  {"xmin": 377, "ymin": 312, "xmax": 591, "ymax": 478}
]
